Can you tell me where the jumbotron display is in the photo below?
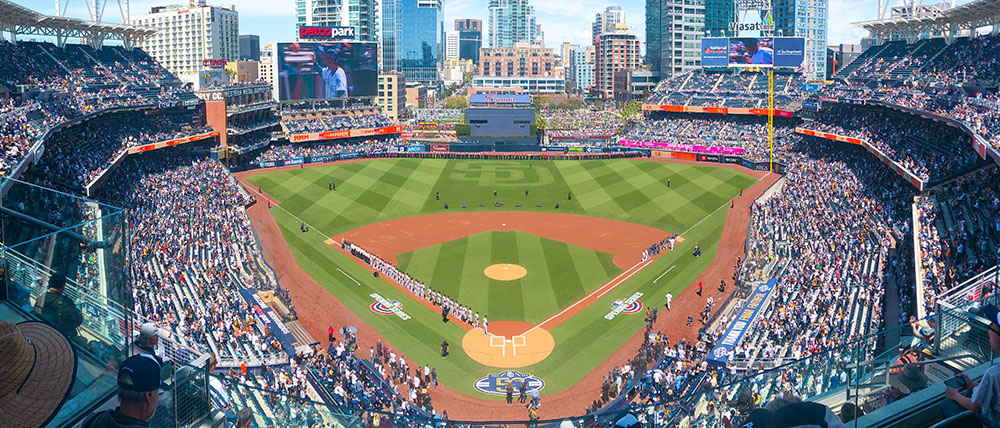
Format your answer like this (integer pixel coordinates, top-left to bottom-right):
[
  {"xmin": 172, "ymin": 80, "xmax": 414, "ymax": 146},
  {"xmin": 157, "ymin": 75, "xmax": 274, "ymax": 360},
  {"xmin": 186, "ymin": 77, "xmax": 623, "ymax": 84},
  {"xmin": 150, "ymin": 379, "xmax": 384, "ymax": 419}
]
[
  {"xmin": 276, "ymin": 41, "xmax": 378, "ymax": 101},
  {"xmin": 701, "ymin": 37, "xmax": 805, "ymax": 68}
]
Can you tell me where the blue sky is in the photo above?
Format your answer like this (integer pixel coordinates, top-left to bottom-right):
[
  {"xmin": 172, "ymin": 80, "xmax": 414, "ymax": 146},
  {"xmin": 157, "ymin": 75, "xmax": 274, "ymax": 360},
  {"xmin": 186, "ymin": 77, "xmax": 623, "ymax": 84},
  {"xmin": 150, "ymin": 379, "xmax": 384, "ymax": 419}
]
[{"xmin": 10, "ymin": 0, "xmax": 961, "ymax": 51}]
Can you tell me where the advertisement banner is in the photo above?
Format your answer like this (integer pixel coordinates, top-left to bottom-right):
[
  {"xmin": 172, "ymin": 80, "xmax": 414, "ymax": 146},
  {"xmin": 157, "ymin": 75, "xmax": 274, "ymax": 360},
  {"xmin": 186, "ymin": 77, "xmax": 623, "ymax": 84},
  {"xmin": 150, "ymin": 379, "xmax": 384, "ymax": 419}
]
[
  {"xmin": 430, "ymin": 144, "xmax": 449, "ymax": 152},
  {"xmin": 285, "ymin": 158, "xmax": 304, "ymax": 166},
  {"xmin": 128, "ymin": 131, "xmax": 220, "ymax": 154},
  {"xmin": 276, "ymin": 41, "xmax": 378, "ymax": 101},
  {"xmin": 671, "ymin": 152, "xmax": 697, "ymax": 160},
  {"xmin": 299, "ymin": 25, "xmax": 356, "ymax": 40},
  {"xmin": 729, "ymin": 37, "xmax": 773, "ymax": 67},
  {"xmin": 974, "ymin": 135, "xmax": 988, "ymax": 159},
  {"xmin": 723, "ymin": 155, "xmax": 742, "ymax": 164},
  {"xmin": 699, "ymin": 154, "xmax": 721, "ymax": 163},
  {"xmin": 585, "ymin": 147, "xmax": 605, "ymax": 153},
  {"xmin": 197, "ymin": 69, "xmax": 230, "ymax": 88},
  {"xmin": 773, "ymin": 38, "xmax": 805, "ymax": 68},
  {"xmin": 701, "ymin": 38, "xmax": 730, "ymax": 67},
  {"xmin": 618, "ymin": 140, "xmax": 747, "ymax": 156},
  {"xmin": 541, "ymin": 146, "xmax": 567, "ymax": 151},
  {"xmin": 707, "ymin": 278, "xmax": 778, "ymax": 365},
  {"xmin": 406, "ymin": 144, "xmax": 426, "ymax": 152},
  {"xmin": 311, "ymin": 154, "xmax": 340, "ymax": 163},
  {"xmin": 238, "ymin": 288, "xmax": 298, "ymax": 356},
  {"xmin": 741, "ymin": 159, "xmax": 756, "ymax": 170},
  {"xmin": 340, "ymin": 152, "xmax": 360, "ymax": 159},
  {"xmin": 568, "ymin": 147, "xmax": 584, "ymax": 152},
  {"xmin": 288, "ymin": 125, "xmax": 402, "ymax": 143},
  {"xmin": 259, "ymin": 161, "xmax": 278, "ymax": 168}
]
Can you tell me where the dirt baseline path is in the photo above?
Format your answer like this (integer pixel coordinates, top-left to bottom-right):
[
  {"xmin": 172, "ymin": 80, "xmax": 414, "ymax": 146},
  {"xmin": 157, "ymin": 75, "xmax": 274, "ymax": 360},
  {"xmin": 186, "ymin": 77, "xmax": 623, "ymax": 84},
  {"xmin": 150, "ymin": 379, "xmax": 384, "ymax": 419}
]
[
  {"xmin": 235, "ymin": 159, "xmax": 778, "ymax": 421},
  {"xmin": 335, "ymin": 211, "xmax": 673, "ymax": 270}
]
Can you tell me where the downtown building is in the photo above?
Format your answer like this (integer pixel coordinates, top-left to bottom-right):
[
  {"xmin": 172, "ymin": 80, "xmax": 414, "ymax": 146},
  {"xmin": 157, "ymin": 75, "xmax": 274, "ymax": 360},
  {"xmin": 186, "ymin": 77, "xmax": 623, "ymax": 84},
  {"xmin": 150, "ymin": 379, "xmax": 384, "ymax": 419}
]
[
  {"xmin": 568, "ymin": 46, "xmax": 595, "ymax": 93},
  {"xmin": 295, "ymin": 0, "xmax": 377, "ymax": 41},
  {"xmin": 773, "ymin": 0, "xmax": 828, "ymax": 78},
  {"xmin": 488, "ymin": 0, "xmax": 543, "ymax": 47},
  {"xmin": 592, "ymin": 6, "xmax": 625, "ymax": 40},
  {"xmin": 474, "ymin": 41, "xmax": 562, "ymax": 93},
  {"xmin": 594, "ymin": 29, "xmax": 640, "ymax": 98},
  {"xmin": 382, "ymin": 0, "xmax": 444, "ymax": 83},
  {"xmin": 646, "ymin": 0, "xmax": 705, "ymax": 79},
  {"xmin": 456, "ymin": 19, "xmax": 483, "ymax": 64},
  {"xmin": 131, "ymin": 0, "xmax": 239, "ymax": 78}
]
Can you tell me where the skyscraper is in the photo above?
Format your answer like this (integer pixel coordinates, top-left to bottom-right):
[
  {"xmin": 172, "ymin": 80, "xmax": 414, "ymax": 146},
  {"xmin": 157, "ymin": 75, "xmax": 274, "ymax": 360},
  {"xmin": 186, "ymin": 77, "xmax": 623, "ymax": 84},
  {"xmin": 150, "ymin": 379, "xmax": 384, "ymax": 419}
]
[
  {"xmin": 456, "ymin": 20, "xmax": 483, "ymax": 64},
  {"xmin": 132, "ymin": 0, "xmax": 239, "ymax": 77},
  {"xmin": 295, "ymin": 0, "xmax": 377, "ymax": 41},
  {"xmin": 595, "ymin": 29, "xmax": 640, "ymax": 98},
  {"xmin": 704, "ymin": 0, "xmax": 735, "ymax": 37},
  {"xmin": 774, "ymin": 0, "xmax": 828, "ymax": 78},
  {"xmin": 646, "ymin": 0, "xmax": 705, "ymax": 79},
  {"xmin": 238, "ymin": 34, "xmax": 260, "ymax": 61},
  {"xmin": 568, "ymin": 46, "xmax": 594, "ymax": 93},
  {"xmin": 382, "ymin": 0, "xmax": 444, "ymax": 83},
  {"xmin": 446, "ymin": 32, "xmax": 460, "ymax": 60},
  {"xmin": 592, "ymin": 6, "xmax": 625, "ymax": 40},
  {"xmin": 488, "ymin": 0, "xmax": 542, "ymax": 47}
]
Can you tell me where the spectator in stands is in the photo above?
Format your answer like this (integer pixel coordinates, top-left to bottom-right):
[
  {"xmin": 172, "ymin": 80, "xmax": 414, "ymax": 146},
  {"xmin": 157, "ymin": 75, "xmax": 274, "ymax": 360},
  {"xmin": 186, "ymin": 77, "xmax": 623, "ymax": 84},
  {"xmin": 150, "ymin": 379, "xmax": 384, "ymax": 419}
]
[
  {"xmin": 0, "ymin": 320, "xmax": 79, "ymax": 428},
  {"xmin": 739, "ymin": 391, "xmax": 847, "ymax": 428},
  {"xmin": 940, "ymin": 304, "xmax": 1000, "ymax": 425},
  {"xmin": 132, "ymin": 323, "xmax": 164, "ymax": 363},
  {"xmin": 236, "ymin": 408, "xmax": 253, "ymax": 428},
  {"xmin": 33, "ymin": 273, "xmax": 83, "ymax": 342},
  {"xmin": 83, "ymin": 354, "xmax": 171, "ymax": 427}
]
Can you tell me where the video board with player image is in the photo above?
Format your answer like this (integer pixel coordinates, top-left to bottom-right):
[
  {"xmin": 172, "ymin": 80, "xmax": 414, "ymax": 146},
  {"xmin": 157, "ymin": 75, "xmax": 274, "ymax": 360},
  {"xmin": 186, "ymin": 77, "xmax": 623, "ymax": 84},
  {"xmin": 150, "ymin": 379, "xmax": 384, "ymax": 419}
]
[
  {"xmin": 277, "ymin": 41, "xmax": 378, "ymax": 101},
  {"xmin": 729, "ymin": 37, "xmax": 773, "ymax": 66}
]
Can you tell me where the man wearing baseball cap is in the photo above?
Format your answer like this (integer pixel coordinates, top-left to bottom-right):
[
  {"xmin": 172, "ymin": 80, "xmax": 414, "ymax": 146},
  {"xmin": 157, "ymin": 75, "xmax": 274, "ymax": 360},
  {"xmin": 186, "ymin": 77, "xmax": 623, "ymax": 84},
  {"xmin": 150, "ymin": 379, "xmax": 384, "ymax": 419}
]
[
  {"xmin": 132, "ymin": 322, "xmax": 165, "ymax": 365},
  {"xmin": 941, "ymin": 304, "xmax": 1000, "ymax": 426},
  {"xmin": 83, "ymin": 354, "xmax": 170, "ymax": 427}
]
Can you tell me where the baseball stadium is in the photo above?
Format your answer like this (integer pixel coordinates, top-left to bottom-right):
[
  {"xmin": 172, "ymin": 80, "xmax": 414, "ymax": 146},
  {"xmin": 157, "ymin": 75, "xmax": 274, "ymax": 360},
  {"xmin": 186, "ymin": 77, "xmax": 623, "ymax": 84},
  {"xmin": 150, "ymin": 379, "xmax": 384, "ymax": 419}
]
[{"xmin": 2, "ymin": 0, "xmax": 1000, "ymax": 427}]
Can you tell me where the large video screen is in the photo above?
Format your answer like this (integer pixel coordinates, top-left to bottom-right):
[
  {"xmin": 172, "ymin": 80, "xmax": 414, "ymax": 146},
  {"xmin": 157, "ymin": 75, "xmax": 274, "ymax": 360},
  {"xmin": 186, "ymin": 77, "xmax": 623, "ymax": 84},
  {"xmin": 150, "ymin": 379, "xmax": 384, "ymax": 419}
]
[
  {"xmin": 701, "ymin": 38, "xmax": 730, "ymax": 67},
  {"xmin": 773, "ymin": 37, "xmax": 806, "ymax": 68},
  {"xmin": 729, "ymin": 37, "xmax": 773, "ymax": 66},
  {"xmin": 276, "ymin": 42, "xmax": 378, "ymax": 101}
]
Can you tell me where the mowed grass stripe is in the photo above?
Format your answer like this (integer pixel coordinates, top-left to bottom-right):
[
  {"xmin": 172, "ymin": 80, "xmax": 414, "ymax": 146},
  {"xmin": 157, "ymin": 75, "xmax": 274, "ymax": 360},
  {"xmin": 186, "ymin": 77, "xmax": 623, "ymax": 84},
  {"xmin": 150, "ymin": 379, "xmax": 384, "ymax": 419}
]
[
  {"xmin": 382, "ymin": 159, "xmax": 447, "ymax": 214},
  {"xmin": 516, "ymin": 232, "xmax": 559, "ymax": 322},
  {"xmin": 554, "ymin": 161, "xmax": 628, "ymax": 218},
  {"xmin": 540, "ymin": 238, "xmax": 585, "ymax": 310},
  {"xmin": 458, "ymin": 232, "xmax": 493, "ymax": 311},
  {"xmin": 487, "ymin": 231, "xmax": 525, "ymax": 321},
  {"xmin": 426, "ymin": 237, "xmax": 466, "ymax": 300}
]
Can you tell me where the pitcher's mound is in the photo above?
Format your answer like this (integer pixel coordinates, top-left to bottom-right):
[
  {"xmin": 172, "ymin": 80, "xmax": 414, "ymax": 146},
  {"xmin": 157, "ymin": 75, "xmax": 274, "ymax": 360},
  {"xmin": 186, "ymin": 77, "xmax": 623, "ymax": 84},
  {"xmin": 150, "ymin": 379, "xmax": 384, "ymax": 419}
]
[
  {"xmin": 484, "ymin": 264, "xmax": 527, "ymax": 281},
  {"xmin": 462, "ymin": 321, "xmax": 554, "ymax": 368}
]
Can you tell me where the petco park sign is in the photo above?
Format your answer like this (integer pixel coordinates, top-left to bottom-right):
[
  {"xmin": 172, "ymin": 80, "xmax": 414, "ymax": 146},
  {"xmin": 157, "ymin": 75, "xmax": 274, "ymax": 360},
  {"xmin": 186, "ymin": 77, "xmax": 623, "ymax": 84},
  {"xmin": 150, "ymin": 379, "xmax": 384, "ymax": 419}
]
[
  {"xmin": 299, "ymin": 25, "xmax": 356, "ymax": 40},
  {"xmin": 469, "ymin": 94, "xmax": 531, "ymax": 105}
]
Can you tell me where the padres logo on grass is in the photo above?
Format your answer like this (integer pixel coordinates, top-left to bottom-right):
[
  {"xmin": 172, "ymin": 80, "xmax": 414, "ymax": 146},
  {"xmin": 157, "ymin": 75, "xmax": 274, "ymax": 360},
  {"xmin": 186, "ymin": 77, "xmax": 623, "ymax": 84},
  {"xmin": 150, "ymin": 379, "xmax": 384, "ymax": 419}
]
[{"xmin": 474, "ymin": 370, "xmax": 545, "ymax": 396}]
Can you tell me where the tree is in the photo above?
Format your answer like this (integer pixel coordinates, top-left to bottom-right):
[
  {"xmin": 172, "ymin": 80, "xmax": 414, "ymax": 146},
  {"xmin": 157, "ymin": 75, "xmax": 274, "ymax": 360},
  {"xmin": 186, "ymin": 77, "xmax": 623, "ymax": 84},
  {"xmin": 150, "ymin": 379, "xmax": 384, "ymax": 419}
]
[{"xmin": 618, "ymin": 100, "xmax": 642, "ymax": 122}]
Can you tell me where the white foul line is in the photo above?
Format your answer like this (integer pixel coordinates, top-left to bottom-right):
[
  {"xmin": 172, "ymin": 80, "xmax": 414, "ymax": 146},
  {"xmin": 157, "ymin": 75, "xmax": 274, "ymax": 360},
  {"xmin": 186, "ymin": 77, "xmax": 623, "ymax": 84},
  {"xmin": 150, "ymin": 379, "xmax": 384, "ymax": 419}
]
[
  {"xmin": 653, "ymin": 265, "xmax": 676, "ymax": 283},
  {"xmin": 337, "ymin": 268, "xmax": 361, "ymax": 286}
]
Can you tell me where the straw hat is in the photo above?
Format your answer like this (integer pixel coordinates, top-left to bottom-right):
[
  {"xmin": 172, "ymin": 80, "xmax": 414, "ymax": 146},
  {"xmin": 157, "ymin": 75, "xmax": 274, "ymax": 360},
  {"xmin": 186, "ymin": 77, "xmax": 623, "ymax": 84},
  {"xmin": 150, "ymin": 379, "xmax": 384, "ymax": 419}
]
[{"xmin": 0, "ymin": 321, "xmax": 78, "ymax": 428}]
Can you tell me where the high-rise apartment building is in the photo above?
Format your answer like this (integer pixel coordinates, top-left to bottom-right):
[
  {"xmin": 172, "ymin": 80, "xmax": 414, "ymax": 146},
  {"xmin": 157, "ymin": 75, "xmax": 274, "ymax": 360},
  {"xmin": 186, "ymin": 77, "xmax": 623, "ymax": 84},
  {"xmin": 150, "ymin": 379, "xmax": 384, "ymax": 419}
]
[
  {"xmin": 594, "ymin": 30, "xmax": 640, "ymax": 98},
  {"xmin": 646, "ymin": 0, "xmax": 705, "ymax": 79},
  {"xmin": 238, "ymin": 34, "xmax": 260, "ymax": 61},
  {"xmin": 568, "ymin": 46, "xmax": 594, "ymax": 93},
  {"xmin": 773, "ymin": 0, "xmax": 827, "ymax": 78},
  {"xmin": 295, "ymin": 0, "xmax": 377, "ymax": 41},
  {"xmin": 382, "ymin": 0, "xmax": 444, "ymax": 83},
  {"xmin": 560, "ymin": 42, "xmax": 577, "ymax": 68},
  {"xmin": 260, "ymin": 43, "xmax": 275, "ymax": 86},
  {"xmin": 455, "ymin": 18, "xmax": 482, "ymax": 32},
  {"xmin": 446, "ymin": 32, "xmax": 460, "ymax": 60},
  {"xmin": 488, "ymin": 0, "xmax": 542, "ymax": 47},
  {"xmin": 592, "ymin": 6, "xmax": 624, "ymax": 40},
  {"xmin": 132, "ymin": 0, "xmax": 239, "ymax": 77},
  {"xmin": 478, "ymin": 41, "xmax": 560, "ymax": 77}
]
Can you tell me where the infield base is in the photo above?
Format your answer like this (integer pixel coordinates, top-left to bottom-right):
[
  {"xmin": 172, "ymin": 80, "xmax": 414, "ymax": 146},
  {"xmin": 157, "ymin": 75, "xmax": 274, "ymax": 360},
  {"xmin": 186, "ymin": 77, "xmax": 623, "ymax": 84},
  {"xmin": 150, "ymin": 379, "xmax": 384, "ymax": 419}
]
[{"xmin": 462, "ymin": 321, "xmax": 554, "ymax": 368}]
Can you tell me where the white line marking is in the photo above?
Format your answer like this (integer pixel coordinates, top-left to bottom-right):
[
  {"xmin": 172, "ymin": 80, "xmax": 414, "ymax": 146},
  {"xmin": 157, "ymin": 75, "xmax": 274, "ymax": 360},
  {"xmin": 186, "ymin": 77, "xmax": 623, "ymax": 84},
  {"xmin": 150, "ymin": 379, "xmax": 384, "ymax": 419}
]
[
  {"xmin": 241, "ymin": 181, "xmax": 342, "ymax": 246},
  {"xmin": 337, "ymin": 268, "xmax": 361, "ymax": 286},
  {"xmin": 653, "ymin": 265, "xmax": 676, "ymax": 283}
]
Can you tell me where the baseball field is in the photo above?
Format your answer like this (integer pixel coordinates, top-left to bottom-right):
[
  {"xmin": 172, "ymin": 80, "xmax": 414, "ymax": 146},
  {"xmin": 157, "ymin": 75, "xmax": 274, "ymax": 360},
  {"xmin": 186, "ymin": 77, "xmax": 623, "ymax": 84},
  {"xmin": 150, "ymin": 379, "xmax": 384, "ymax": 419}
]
[{"xmin": 245, "ymin": 157, "xmax": 759, "ymax": 398}]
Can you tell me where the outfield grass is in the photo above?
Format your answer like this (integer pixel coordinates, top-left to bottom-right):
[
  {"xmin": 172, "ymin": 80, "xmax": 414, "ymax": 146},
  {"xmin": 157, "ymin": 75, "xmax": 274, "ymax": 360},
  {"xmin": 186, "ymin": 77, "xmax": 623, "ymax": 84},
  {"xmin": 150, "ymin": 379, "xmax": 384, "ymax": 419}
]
[
  {"xmin": 396, "ymin": 230, "xmax": 621, "ymax": 323},
  {"xmin": 247, "ymin": 158, "xmax": 759, "ymax": 397}
]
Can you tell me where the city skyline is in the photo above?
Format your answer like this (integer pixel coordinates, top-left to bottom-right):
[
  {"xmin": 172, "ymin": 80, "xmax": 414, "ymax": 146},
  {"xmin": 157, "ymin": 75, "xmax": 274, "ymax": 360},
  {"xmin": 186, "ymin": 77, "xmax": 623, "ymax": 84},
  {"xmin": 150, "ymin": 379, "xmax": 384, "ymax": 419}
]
[{"xmin": 11, "ymin": 0, "xmax": 979, "ymax": 52}]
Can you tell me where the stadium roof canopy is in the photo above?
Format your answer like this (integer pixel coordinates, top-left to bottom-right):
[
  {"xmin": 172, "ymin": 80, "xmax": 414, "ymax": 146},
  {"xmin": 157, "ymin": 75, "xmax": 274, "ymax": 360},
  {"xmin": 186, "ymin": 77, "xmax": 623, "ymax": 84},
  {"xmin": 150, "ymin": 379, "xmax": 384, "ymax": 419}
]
[
  {"xmin": 0, "ymin": 0, "xmax": 156, "ymax": 49},
  {"xmin": 854, "ymin": 0, "xmax": 1000, "ymax": 43}
]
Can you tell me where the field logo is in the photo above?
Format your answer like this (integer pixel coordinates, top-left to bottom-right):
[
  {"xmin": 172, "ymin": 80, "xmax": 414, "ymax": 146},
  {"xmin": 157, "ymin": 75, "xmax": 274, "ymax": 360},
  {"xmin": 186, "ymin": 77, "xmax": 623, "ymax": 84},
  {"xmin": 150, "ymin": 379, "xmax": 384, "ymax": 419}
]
[
  {"xmin": 474, "ymin": 371, "xmax": 544, "ymax": 396},
  {"xmin": 449, "ymin": 162, "xmax": 555, "ymax": 187},
  {"xmin": 612, "ymin": 298, "xmax": 643, "ymax": 314},
  {"xmin": 605, "ymin": 292, "xmax": 643, "ymax": 320},
  {"xmin": 369, "ymin": 293, "xmax": 411, "ymax": 320}
]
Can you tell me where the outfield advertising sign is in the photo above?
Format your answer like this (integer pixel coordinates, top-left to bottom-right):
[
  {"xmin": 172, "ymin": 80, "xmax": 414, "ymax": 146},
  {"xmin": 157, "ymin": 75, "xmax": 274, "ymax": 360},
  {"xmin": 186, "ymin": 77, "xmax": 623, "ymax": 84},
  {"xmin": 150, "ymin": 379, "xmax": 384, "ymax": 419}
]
[
  {"xmin": 773, "ymin": 38, "xmax": 806, "ymax": 68},
  {"xmin": 701, "ymin": 38, "xmax": 730, "ymax": 67},
  {"xmin": 707, "ymin": 279, "xmax": 777, "ymax": 366}
]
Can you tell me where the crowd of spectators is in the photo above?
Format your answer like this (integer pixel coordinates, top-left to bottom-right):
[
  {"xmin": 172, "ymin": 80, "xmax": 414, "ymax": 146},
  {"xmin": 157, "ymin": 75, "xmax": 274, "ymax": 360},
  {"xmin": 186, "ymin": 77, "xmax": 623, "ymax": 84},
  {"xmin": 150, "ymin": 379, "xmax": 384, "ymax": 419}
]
[
  {"xmin": 644, "ymin": 70, "xmax": 806, "ymax": 109},
  {"xmin": 543, "ymin": 108, "xmax": 626, "ymax": 137},
  {"xmin": 805, "ymin": 105, "xmax": 982, "ymax": 181},
  {"xmin": 250, "ymin": 137, "xmax": 402, "ymax": 164},
  {"xmin": 915, "ymin": 166, "xmax": 1000, "ymax": 314},
  {"xmin": 31, "ymin": 111, "xmax": 212, "ymax": 189},
  {"xmin": 413, "ymin": 108, "xmax": 462, "ymax": 124},
  {"xmin": 284, "ymin": 113, "xmax": 395, "ymax": 134},
  {"xmin": 624, "ymin": 113, "xmax": 798, "ymax": 161}
]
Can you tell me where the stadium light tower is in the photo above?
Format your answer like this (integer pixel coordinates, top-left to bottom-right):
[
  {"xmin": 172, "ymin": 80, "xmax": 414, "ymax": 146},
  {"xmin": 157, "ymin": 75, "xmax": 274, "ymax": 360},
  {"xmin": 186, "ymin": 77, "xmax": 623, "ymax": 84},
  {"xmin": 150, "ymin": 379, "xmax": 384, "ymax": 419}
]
[{"xmin": 56, "ymin": 0, "xmax": 131, "ymax": 25}]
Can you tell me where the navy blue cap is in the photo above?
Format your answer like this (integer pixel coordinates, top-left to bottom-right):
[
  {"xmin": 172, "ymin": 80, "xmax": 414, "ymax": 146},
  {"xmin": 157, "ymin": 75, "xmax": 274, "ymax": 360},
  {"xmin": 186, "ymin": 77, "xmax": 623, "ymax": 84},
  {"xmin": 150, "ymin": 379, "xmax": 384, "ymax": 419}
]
[
  {"xmin": 118, "ymin": 354, "xmax": 170, "ymax": 392},
  {"xmin": 740, "ymin": 408, "xmax": 772, "ymax": 428}
]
